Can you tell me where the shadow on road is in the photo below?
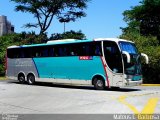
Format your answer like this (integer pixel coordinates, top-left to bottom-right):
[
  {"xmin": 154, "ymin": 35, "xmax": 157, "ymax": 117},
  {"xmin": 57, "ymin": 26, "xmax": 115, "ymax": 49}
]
[{"xmin": 6, "ymin": 80, "xmax": 141, "ymax": 92}]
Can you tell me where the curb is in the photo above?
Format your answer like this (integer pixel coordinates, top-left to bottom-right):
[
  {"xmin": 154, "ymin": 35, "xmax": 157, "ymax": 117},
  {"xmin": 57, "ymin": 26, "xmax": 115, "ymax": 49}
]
[{"xmin": 141, "ymin": 84, "xmax": 160, "ymax": 86}]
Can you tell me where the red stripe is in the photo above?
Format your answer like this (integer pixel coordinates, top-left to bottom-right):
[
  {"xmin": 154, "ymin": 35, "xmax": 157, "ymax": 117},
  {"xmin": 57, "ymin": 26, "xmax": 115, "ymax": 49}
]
[
  {"xmin": 5, "ymin": 50, "xmax": 7, "ymax": 70},
  {"xmin": 100, "ymin": 56, "xmax": 110, "ymax": 87},
  {"xmin": 5, "ymin": 50, "xmax": 8, "ymax": 76}
]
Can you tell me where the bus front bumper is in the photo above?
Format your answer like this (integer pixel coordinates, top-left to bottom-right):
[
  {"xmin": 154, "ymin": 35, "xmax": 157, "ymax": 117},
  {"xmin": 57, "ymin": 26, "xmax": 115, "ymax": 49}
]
[{"xmin": 124, "ymin": 79, "xmax": 143, "ymax": 87}]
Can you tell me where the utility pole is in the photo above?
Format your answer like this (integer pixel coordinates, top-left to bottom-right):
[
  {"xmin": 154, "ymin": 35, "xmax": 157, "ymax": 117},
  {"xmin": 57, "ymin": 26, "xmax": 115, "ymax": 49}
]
[
  {"xmin": 64, "ymin": 21, "xmax": 66, "ymax": 33},
  {"xmin": 59, "ymin": 18, "xmax": 70, "ymax": 34}
]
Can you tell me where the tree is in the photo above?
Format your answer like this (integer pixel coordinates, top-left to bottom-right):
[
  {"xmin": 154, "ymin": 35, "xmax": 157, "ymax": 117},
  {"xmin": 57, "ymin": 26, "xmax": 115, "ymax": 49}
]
[
  {"xmin": 11, "ymin": 0, "xmax": 90, "ymax": 35},
  {"xmin": 120, "ymin": 0, "xmax": 160, "ymax": 83},
  {"xmin": 20, "ymin": 31, "xmax": 48, "ymax": 44},
  {"xmin": 122, "ymin": 0, "xmax": 160, "ymax": 41},
  {"xmin": 49, "ymin": 30, "xmax": 86, "ymax": 40}
]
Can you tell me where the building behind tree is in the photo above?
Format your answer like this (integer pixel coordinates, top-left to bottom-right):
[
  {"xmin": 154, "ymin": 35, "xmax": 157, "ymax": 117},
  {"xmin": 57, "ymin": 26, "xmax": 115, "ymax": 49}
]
[{"xmin": 0, "ymin": 15, "xmax": 14, "ymax": 36}]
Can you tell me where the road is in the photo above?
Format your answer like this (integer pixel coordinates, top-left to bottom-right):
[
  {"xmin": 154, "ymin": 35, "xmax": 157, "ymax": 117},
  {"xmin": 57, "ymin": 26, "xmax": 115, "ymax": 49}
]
[{"xmin": 0, "ymin": 80, "xmax": 160, "ymax": 119}]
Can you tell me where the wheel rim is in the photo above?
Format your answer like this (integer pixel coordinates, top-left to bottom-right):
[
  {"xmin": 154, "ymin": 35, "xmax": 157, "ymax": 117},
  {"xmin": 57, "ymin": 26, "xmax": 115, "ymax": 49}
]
[
  {"xmin": 19, "ymin": 76, "xmax": 24, "ymax": 82},
  {"xmin": 28, "ymin": 75, "xmax": 34, "ymax": 84},
  {"xmin": 96, "ymin": 80, "xmax": 103, "ymax": 88}
]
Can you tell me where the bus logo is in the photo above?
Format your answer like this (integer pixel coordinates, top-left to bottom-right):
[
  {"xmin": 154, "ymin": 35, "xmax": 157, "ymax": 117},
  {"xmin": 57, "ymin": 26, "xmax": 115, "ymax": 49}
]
[{"xmin": 79, "ymin": 56, "xmax": 93, "ymax": 60}]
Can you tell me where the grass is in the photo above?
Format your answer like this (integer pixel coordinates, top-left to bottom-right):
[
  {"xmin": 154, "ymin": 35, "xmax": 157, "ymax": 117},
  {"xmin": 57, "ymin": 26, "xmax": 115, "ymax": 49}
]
[{"xmin": 0, "ymin": 76, "xmax": 7, "ymax": 80}]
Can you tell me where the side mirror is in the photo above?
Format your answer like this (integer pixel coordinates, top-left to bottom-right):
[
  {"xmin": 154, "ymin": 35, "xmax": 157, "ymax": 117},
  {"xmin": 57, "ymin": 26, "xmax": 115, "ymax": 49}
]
[
  {"xmin": 122, "ymin": 51, "xmax": 131, "ymax": 63},
  {"xmin": 141, "ymin": 53, "xmax": 149, "ymax": 64}
]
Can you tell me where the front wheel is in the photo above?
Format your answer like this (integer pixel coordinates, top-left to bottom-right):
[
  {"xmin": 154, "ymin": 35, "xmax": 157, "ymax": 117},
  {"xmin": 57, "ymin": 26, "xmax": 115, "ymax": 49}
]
[
  {"xmin": 93, "ymin": 78, "xmax": 105, "ymax": 90},
  {"xmin": 27, "ymin": 74, "xmax": 35, "ymax": 85}
]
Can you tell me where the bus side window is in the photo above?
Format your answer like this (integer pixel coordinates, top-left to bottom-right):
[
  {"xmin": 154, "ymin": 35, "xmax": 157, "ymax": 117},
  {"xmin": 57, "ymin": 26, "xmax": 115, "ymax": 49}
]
[
  {"xmin": 31, "ymin": 47, "xmax": 41, "ymax": 57},
  {"xmin": 42, "ymin": 47, "xmax": 48, "ymax": 57},
  {"xmin": 49, "ymin": 46, "xmax": 58, "ymax": 57},
  {"xmin": 7, "ymin": 49, "xmax": 14, "ymax": 58},
  {"xmin": 78, "ymin": 43, "xmax": 85, "ymax": 56},
  {"xmin": 69, "ymin": 44, "xmax": 78, "ymax": 56},
  {"xmin": 58, "ymin": 47, "xmax": 66, "ymax": 56},
  {"xmin": 24, "ymin": 48, "xmax": 31, "ymax": 58},
  {"xmin": 57, "ymin": 45, "xmax": 69, "ymax": 57},
  {"xmin": 36, "ymin": 47, "xmax": 43, "ymax": 57},
  {"xmin": 48, "ymin": 47, "xmax": 54, "ymax": 57},
  {"xmin": 77, "ymin": 43, "xmax": 92, "ymax": 56},
  {"xmin": 85, "ymin": 45, "xmax": 91, "ymax": 56},
  {"xmin": 103, "ymin": 41, "xmax": 123, "ymax": 73},
  {"xmin": 94, "ymin": 42, "xmax": 102, "ymax": 56},
  {"xmin": 70, "ymin": 47, "xmax": 77, "ymax": 56},
  {"xmin": 19, "ymin": 50, "xmax": 25, "ymax": 58},
  {"xmin": 14, "ymin": 48, "xmax": 22, "ymax": 58},
  {"xmin": 54, "ymin": 47, "xmax": 59, "ymax": 57},
  {"xmin": 30, "ymin": 47, "xmax": 35, "ymax": 57},
  {"xmin": 85, "ymin": 42, "xmax": 98, "ymax": 56}
]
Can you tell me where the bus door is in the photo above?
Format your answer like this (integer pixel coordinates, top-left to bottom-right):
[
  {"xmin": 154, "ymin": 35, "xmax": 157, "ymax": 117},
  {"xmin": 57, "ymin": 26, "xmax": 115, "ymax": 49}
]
[{"xmin": 103, "ymin": 41, "xmax": 123, "ymax": 87}]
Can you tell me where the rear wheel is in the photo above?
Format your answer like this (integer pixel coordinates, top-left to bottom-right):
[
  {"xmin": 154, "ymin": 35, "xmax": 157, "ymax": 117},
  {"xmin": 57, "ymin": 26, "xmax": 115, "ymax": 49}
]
[
  {"xmin": 27, "ymin": 74, "xmax": 35, "ymax": 85},
  {"xmin": 18, "ymin": 74, "xmax": 25, "ymax": 84},
  {"xmin": 93, "ymin": 78, "xmax": 105, "ymax": 90}
]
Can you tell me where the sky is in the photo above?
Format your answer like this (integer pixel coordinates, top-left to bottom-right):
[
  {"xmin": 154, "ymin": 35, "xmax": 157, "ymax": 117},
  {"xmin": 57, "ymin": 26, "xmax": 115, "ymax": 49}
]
[{"xmin": 0, "ymin": 0, "xmax": 141, "ymax": 39}]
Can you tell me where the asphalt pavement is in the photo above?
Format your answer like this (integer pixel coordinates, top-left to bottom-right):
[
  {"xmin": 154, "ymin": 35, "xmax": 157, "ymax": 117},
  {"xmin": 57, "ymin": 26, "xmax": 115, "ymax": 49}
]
[{"xmin": 0, "ymin": 80, "xmax": 160, "ymax": 120}]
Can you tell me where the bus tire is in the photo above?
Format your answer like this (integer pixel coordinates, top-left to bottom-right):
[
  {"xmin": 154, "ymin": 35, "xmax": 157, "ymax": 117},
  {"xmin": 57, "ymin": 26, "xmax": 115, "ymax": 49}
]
[
  {"xmin": 27, "ymin": 74, "xmax": 35, "ymax": 85},
  {"xmin": 93, "ymin": 77, "xmax": 105, "ymax": 90},
  {"xmin": 18, "ymin": 74, "xmax": 25, "ymax": 84}
]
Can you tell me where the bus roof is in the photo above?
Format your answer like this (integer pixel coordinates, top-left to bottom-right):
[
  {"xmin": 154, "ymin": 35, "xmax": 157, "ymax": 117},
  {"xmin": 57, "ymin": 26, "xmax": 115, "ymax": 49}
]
[
  {"xmin": 7, "ymin": 38, "xmax": 134, "ymax": 48},
  {"xmin": 94, "ymin": 38, "xmax": 134, "ymax": 43}
]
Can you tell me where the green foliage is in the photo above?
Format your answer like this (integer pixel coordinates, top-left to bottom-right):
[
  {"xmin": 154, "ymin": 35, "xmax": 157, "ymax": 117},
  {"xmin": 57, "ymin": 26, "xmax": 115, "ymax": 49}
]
[
  {"xmin": 122, "ymin": 0, "xmax": 160, "ymax": 40},
  {"xmin": 11, "ymin": 0, "xmax": 90, "ymax": 34},
  {"xmin": 19, "ymin": 31, "xmax": 48, "ymax": 44},
  {"xmin": 49, "ymin": 30, "xmax": 86, "ymax": 40}
]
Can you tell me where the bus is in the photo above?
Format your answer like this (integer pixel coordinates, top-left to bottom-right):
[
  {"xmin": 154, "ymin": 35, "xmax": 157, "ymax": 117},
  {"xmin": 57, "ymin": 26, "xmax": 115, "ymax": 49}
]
[{"xmin": 6, "ymin": 38, "xmax": 149, "ymax": 90}]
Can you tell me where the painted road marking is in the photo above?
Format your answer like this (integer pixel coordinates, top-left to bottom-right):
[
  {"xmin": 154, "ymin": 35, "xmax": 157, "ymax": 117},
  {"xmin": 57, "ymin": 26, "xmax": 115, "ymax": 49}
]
[
  {"xmin": 141, "ymin": 98, "xmax": 159, "ymax": 114},
  {"xmin": 118, "ymin": 95, "xmax": 159, "ymax": 120},
  {"xmin": 141, "ymin": 84, "xmax": 160, "ymax": 86}
]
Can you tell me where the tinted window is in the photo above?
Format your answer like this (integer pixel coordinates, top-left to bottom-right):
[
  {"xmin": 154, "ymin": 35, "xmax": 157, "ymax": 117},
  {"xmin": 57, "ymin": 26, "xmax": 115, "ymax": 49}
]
[
  {"xmin": 48, "ymin": 42, "xmax": 102, "ymax": 57},
  {"xmin": 8, "ymin": 47, "xmax": 36, "ymax": 58},
  {"xmin": 77, "ymin": 42, "xmax": 102, "ymax": 56},
  {"xmin": 7, "ymin": 48, "xmax": 26, "ymax": 58},
  {"xmin": 103, "ymin": 41, "xmax": 123, "ymax": 73},
  {"xmin": 7, "ymin": 42, "xmax": 102, "ymax": 58},
  {"xmin": 119, "ymin": 42, "xmax": 138, "ymax": 54},
  {"xmin": 7, "ymin": 49, "xmax": 14, "ymax": 58}
]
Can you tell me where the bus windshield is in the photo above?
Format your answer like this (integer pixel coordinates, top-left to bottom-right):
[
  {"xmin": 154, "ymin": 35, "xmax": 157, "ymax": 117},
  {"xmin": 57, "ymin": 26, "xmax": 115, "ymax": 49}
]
[
  {"xmin": 119, "ymin": 41, "xmax": 141, "ymax": 76},
  {"xmin": 119, "ymin": 41, "xmax": 138, "ymax": 54}
]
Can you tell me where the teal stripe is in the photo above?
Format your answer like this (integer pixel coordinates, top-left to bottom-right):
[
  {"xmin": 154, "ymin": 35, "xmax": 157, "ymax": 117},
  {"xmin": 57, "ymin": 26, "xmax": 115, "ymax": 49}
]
[{"xmin": 33, "ymin": 56, "xmax": 105, "ymax": 80}]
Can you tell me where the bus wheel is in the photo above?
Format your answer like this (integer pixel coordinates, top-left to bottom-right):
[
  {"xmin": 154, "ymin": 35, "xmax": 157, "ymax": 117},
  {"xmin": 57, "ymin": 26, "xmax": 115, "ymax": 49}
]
[
  {"xmin": 27, "ymin": 74, "xmax": 35, "ymax": 85},
  {"xmin": 18, "ymin": 74, "xmax": 25, "ymax": 84},
  {"xmin": 93, "ymin": 78, "xmax": 105, "ymax": 90}
]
